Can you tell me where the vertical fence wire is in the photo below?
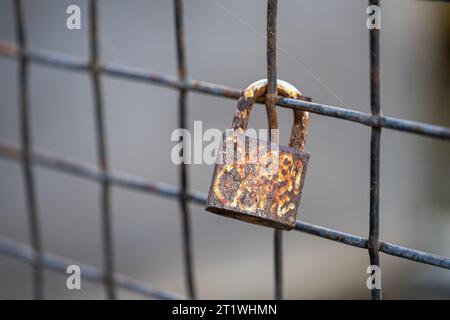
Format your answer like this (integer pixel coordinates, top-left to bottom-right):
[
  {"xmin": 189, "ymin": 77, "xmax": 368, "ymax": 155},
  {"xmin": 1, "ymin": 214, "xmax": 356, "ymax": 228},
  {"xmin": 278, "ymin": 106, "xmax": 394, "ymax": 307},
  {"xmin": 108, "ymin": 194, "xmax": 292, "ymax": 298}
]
[
  {"xmin": 175, "ymin": 0, "xmax": 196, "ymax": 299},
  {"xmin": 13, "ymin": 0, "xmax": 44, "ymax": 300},
  {"xmin": 266, "ymin": 0, "xmax": 283, "ymax": 300},
  {"xmin": 174, "ymin": 0, "xmax": 196, "ymax": 300},
  {"xmin": 368, "ymin": 0, "xmax": 382, "ymax": 300},
  {"xmin": 89, "ymin": 0, "xmax": 116, "ymax": 300}
]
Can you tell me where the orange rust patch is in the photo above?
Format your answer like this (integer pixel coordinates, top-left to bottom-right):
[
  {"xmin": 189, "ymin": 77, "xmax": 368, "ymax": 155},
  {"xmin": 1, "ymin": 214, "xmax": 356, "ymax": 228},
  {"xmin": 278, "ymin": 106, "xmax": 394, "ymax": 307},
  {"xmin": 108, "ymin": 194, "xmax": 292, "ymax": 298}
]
[{"xmin": 213, "ymin": 146, "xmax": 303, "ymax": 217}]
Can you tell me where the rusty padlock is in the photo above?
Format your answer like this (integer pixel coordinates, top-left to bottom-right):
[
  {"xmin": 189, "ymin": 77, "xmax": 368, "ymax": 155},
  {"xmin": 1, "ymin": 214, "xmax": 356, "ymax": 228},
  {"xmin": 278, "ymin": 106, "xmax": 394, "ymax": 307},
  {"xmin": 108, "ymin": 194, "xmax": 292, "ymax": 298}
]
[{"xmin": 205, "ymin": 79, "xmax": 310, "ymax": 230}]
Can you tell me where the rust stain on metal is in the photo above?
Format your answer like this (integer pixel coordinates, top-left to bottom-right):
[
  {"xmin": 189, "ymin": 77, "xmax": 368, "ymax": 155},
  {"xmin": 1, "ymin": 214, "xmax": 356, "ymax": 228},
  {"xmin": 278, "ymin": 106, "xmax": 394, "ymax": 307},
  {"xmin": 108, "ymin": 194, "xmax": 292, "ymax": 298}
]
[
  {"xmin": 206, "ymin": 79, "xmax": 310, "ymax": 230},
  {"xmin": 206, "ymin": 136, "xmax": 309, "ymax": 230}
]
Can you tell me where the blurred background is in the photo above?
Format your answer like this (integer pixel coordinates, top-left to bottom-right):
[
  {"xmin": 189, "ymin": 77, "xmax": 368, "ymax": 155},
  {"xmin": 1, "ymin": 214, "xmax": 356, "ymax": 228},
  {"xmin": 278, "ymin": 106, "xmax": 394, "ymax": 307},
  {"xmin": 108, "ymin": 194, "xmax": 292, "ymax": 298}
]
[{"xmin": 0, "ymin": 0, "xmax": 449, "ymax": 299}]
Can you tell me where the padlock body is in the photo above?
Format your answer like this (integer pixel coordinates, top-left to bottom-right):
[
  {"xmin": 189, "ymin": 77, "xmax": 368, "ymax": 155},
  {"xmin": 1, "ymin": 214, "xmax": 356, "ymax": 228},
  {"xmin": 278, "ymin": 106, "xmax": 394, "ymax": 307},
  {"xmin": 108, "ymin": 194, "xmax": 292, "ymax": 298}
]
[{"xmin": 206, "ymin": 133, "xmax": 309, "ymax": 230}]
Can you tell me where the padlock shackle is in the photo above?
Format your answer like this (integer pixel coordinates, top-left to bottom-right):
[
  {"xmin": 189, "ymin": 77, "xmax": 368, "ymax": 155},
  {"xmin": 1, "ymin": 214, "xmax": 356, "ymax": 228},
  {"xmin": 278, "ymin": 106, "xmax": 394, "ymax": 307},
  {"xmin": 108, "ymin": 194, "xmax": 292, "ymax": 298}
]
[{"xmin": 231, "ymin": 79, "xmax": 309, "ymax": 151}]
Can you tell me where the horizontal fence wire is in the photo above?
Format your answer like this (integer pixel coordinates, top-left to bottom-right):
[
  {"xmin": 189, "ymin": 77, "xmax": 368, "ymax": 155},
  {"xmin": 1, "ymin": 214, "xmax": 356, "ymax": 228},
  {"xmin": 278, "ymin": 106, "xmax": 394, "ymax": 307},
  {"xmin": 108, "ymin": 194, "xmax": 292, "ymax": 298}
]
[
  {"xmin": 0, "ymin": 42, "xmax": 449, "ymax": 141},
  {"xmin": 0, "ymin": 235, "xmax": 180, "ymax": 300},
  {"xmin": 0, "ymin": 142, "xmax": 449, "ymax": 271},
  {"xmin": 1, "ymin": 0, "xmax": 450, "ymax": 300}
]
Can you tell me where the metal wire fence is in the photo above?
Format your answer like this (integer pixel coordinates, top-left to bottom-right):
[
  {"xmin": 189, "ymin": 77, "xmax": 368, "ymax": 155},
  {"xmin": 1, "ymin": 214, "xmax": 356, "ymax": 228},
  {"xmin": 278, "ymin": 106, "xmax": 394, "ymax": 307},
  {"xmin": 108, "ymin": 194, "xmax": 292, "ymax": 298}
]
[{"xmin": 0, "ymin": 0, "xmax": 450, "ymax": 300}]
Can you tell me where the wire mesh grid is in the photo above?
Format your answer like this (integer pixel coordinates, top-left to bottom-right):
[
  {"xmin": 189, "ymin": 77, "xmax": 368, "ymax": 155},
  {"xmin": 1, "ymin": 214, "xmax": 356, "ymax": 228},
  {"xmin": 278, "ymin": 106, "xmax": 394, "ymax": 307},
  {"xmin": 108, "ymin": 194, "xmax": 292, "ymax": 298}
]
[{"xmin": 0, "ymin": 0, "xmax": 450, "ymax": 300}]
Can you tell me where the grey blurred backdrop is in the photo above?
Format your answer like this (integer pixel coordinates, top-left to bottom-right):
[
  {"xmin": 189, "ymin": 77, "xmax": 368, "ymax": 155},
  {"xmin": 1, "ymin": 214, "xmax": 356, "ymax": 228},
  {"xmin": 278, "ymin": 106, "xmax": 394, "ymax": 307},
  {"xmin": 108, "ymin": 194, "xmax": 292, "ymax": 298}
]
[{"xmin": 0, "ymin": 0, "xmax": 449, "ymax": 299}]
